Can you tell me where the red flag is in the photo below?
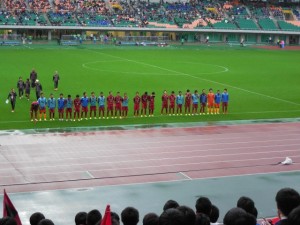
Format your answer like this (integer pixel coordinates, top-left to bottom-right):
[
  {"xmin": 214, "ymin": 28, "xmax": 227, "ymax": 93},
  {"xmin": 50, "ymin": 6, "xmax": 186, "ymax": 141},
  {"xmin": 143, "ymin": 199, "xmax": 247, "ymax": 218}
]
[
  {"xmin": 100, "ymin": 205, "xmax": 111, "ymax": 225},
  {"xmin": 3, "ymin": 189, "xmax": 22, "ymax": 225}
]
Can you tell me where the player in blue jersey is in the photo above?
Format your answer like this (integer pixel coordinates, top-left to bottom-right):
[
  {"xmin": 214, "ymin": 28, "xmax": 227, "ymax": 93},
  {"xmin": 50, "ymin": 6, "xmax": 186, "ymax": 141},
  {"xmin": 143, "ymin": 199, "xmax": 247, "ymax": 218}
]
[
  {"xmin": 38, "ymin": 92, "xmax": 47, "ymax": 121},
  {"xmin": 57, "ymin": 93, "xmax": 65, "ymax": 121},
  {"xmin": 176, "ymin": 91, "xmax": 184, "ymax": 115},
  {"xmin": 98, "ymin": 92, "xmax": 105, "ymax": 119},
  {"xmin": 192, "ymin": 90, "xmax": 199, "ymax": 115},
  {"xmin": 48, "ymin": 93, "xmax": 56, "ymax": 121},
  {"xmin": 65, "ymin": 94, "xmax": 73, "ymax": 121},
  {"xmin": 122, "ymin": 92, "xmax": 129, "ymax": 118},
  {"xmin": 81, "ymin": 92, "xmax": 89, "ymax": 120},
  {"xmin": 199, "ymin": 89, "xmax": 207, "ymax": 115},
  {"xmin": 89, "ymin": 92, "xmax": 97, "ymax": 119},
  {"xmin": 221, "ymin": 88, "xmax": 229, "ymax": 114},
  {"xmin": 214, "ymin": 90, "xmax": 221, "ymax": 114}
]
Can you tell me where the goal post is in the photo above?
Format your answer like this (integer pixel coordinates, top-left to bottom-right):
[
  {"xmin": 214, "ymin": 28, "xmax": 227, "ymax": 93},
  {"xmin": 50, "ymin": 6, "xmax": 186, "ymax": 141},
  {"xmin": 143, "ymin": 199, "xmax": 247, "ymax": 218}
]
[
  {"xmin": 60, "ymin": 35, "xmax": 81, "ymax": 46},
  {"xmin": 116, "ymin": 36, "xmax": 169, "ymax": 46}
]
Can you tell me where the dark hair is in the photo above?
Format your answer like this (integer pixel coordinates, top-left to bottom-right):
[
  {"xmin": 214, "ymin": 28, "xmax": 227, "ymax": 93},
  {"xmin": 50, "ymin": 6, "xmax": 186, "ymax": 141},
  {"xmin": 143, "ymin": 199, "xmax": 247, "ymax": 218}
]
[
  {"xmin": 195, "ymin": 197, "xmax": 212, "ymax": 216},
  {"xmin": 223, "ymin": 207, "xmax": 256, "ymax": 225},
  {"xmin": 163, "ymin": 200, "xmax": 179, "ymax": 211},
  {"xmin": 187, "ymin": 89, "xmax": 190, "ymax": 92},
  {"xmin": 237, "ymin": 196, "xmax": 255, "ymax": 216},
  {"xmin": 68, "ymin": 95, "xmax": 71, "ymax": 98},
  {"xmin": 121, "ymin": 207, "xmax": 139, "ymax": 225},
  {"xmin": 276, "ymin": 188, "xmax": 300, "ymax": 217},
  {"xmin": 110, "ymin": 212, "xmax": 120, "ymax": 223},
  {"xmin": 195, "ymin": 213, "xmax": 210, "ymax": 225},
  {"xmin": 210, "ymin": 205, "xmax": 219, "ymax": 223},
  {"xmin": 144, "ymin": 92, "xmax": 148, "ymax": 95},
  {"xmin": 288, "ymin": 206, "xmax": 300, "ymax": 225},
  {"xmin": 0, "ymin": 217, "xmax": 17, "ymax": 225},
  {"xmin": 76, "ymin": 95, "xmax": 79, "ymax": 98},
  {"xmin": 86, "ymin": 209, "xmax": 102, "ymax": 225},
  {"xmin": 142, "ymin": 213, "xmax": 159, "ymax": 225},
  {"xmin": 177, "ymin": 205, "xmax": 196, "ymax": 225},
  {"xmin": 37, "ymin": 219, "xmax": 55, "ymax": 225},
  {"xmin": 159, "ymin": 208, "xmax": 184, "ymax": 225},
  {"xmin": 30, "ymin": 212, "xmax": 45, "ymax": 225},
  {"xmin": 75, "ymin": 212, "xmax": 87, "ymax": 225}
]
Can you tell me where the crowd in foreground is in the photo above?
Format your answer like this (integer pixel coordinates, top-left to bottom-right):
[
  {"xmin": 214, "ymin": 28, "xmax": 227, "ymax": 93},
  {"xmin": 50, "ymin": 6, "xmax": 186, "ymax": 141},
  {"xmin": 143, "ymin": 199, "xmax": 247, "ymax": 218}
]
[{"xmin": 1, "ymin": 187, "xmax": 300, "ymax": 225}]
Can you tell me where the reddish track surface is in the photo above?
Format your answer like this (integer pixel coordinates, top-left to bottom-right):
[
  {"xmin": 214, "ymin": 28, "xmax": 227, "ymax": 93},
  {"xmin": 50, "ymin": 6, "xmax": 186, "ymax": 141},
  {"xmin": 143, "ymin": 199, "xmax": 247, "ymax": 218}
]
[{"xmin": 0, "ymin": 122, "xmax": 300, "ymax": 193}]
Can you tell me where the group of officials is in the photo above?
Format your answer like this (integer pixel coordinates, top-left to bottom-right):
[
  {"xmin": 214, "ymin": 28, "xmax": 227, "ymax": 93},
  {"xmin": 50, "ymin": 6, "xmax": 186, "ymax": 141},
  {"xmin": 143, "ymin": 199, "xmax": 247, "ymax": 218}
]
[{"xmin": 29, "ymin": 89, "xmax": 229, "ymax": 122}]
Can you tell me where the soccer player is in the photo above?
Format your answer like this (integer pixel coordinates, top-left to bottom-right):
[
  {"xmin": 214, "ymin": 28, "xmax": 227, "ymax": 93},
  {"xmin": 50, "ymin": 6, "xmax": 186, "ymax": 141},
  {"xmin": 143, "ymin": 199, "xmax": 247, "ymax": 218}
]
[
  {"xmin": 65, "ymin": 94, "xmax": 73, "ymax": 121},
  {"xmin": 57, "ymin": 93, "xmax": 65, "ymax": 121},
  {"xmin": 98, "ymin": 92, "xmax": 105, "ymax": 119},
  {"xmin": 30, "ymin": 68, "xmax": 37, "ymax": 88},
  {"xmin": 48, "ymin": 93, "xmax": 56, "ymax": 121},
  {"xmin": 89, "ymin": 92, "xmax": 97, "ymax": 119},
  {"xmin": 176, "ymin": 91, "xmax": 184, "ymax": 115},
  {"xmin": 38, "ymin": 92, "xmax": 47, "ymax": 121},
  {"xmin": 141, "ymin": 92, "xmax": 148, "ymax": 117},
  {"xmin": 222, "ymin": 88, "xmax": 229, "ymax": 114},
  {"xmin": 35, "ymin": 80, "xmax": 43, "ymax": 100},
  {"xmin": 81, "ymin": 92, "xmax": 89, "ymax": 120},
  {"xmin": 16, "ymin": 77, "xmax": 25, "ymax": 99},
  {"xmin": 7, "ymin": 88, "xmax": 17, "ymax": 112},
  {"xmin": 161, "ymin": 90, "xmax": 168, "ymax": 115},
  {"xmin": 184, "ymin": 89, "xmax": 192, "ymax": 115},
  {"xmin": 73, "ymin": 94, "xmax": 81, "ymax": 121},
  {"xmin": 148, "ymin": 92, "xmax": 155, "ymax": 117},
  {"xmin": 214, "ymin": 90, "xmax": 221, "ymax": 114},
  {"xmin": 114, "ymin": 92, "xmax": 123, "ymax": 118},
  {"xmin": 106, "ymin": 91, "xmax": 114, "ymax": 118},
  {"xmin": 25, "ymin": 78, "xmax": 31, "ymax": 100},
  {"xmin": 192, "ymin": 90, "xmax": 199, "ymax": 115},
  {"xmin": 199, "ymin": 89, "xmax": 207, "ymax": 115},
  {"xmin": 53, "ymin": 71, "xmax": 60, "ymax": 91},
  {"xmin": 30, "ymin": 101, "xmax": 39, "ymax": 122},
  {"xmin": 133, "ymin": 91, "xmax": 141, "ymax": 117},
  {"xmin": 207, "ymin": 88, "xmax": 215, "ymax": 115},
  {"xmin": 168, "ymin": 91, "xmax": 176, "ymax": 115},
  {"xmin": 122, "ymin": 92, "xmax": 129, "ymax": 118}
]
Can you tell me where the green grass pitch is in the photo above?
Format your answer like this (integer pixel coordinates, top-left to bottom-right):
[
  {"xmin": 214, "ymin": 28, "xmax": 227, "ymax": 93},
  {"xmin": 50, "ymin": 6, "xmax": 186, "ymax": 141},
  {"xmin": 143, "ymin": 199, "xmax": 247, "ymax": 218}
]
[{"xmin": 0, "ymin": 44, "xmax": 300, "ymax": 130}]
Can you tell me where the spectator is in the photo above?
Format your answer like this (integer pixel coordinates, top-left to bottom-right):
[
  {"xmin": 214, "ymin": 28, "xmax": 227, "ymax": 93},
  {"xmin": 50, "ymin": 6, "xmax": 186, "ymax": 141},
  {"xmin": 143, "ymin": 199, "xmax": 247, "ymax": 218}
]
[
  {"xmin": 111, "ymin": 212, "xmax": 120, "ymax": 225},
  {"xmin": 163, "ymin": 200, "xmax": 179, "ymax": 211},
  {"xmin": 121, "ymin": 207, "xmax": 139, "ymax": 225},
  {"xmin": 177, "ymin": 205, "xmax": 196, "ymax": 225},
  {"xmin": 38, "ymin": 219, "xmax": 55, "ymax": 225},
  {"xmin": 288, "ymin": 205, "xmax": 300, "ymax": 225},
  {"xmin": 195, "ymin": 213, "xmax": 210, "ymax": 225},
  {"xmin": 275, "ymin": 188, "xmax": 300, "ymax": 225},
  {"xmin": 210, "ymin": 205, "xmax": 220, "ymax": 224},
  {"xmin": 237, "ymin": 196, "xmax": 256, "ymax": 217},
  {"xmin": 142, "ymin": 213, "xmax": 159, "ymax": 225},
  {"xmin": 159, "ymin": 208, "xmax": 184, "ymax": 225},
  {"xmin": 30, "ymin": 212, "xmax": 45, "ymax": 225},
  {"xmin": 223, "ymin": 207, "xmax": 256, "ymax": 225},
  {"xmin": 0, "ymin": 217, "xmax": 17, "ymax": 225},
  {"xmin": 195, "ymin": 197, "xmax": 212, "ymax": 216},
  {"xmin": 75, "ymin": 212, "xmax": 87, "ymax": 225},
  {"xmin": 87, "ymin": 210, "xmax": 102, "ymax": 225}
]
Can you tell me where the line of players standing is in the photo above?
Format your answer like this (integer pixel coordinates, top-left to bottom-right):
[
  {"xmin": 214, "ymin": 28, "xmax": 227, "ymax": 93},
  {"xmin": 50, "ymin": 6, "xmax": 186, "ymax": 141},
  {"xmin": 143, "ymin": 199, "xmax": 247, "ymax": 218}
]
[{"xmin": 30, "ymin": 88, "xmax": 229, "ymax": 122}]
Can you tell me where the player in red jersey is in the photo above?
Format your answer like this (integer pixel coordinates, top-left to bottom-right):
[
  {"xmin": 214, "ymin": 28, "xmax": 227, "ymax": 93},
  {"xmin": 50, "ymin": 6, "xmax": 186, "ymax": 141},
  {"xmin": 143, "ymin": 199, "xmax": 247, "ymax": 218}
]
[
  {"xmin": 168, "ymin": 91, "xmax": 176, "ymax": 115},
  {"xmin": 114, "ymin": 91, "xmax": 122, "ymax": 118},
  {"xmin": 185, "ymin": 89, "xmax": 192, "ymax": 115},
  {"xmin": 141, "ymin": 91, "xmax": 148, "ymax": 117},
  {"xmin": 73, "ymin": 94, "xmax": 81, "ymax": 121},
  {"xmin": 148, "ymin": 92, "xmax": 155, "ymax": 117},
  {"xmin": 106, "ymin": 91, "xmax": 114, "ymax": 119},
  {"xmin": 30, "ymin": 101, "xmax": 39, "ymax": 122},
  {"xmin": 161, "ymin": 90, "xmax": 168, "ymax": 115},
  {"xmin": 133, "ymin": 91, "xmax": 141, "ymax": 117},
  {"xmin": 122, "ymin": 92, "xmax": 129, "ymax": 118},
  {"xmin": 207, "ymin": 88, "xmax": 215, "ymax": 115}
]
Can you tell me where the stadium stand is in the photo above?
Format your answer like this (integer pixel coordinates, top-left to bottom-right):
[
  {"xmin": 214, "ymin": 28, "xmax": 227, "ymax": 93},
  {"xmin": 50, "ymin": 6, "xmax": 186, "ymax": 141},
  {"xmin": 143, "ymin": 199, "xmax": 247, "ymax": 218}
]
[
  {"xmin": 278, "ymin": 20, "xmax": 300, "ymax": 31},
  {"xmin": 258, "ymin": 18, "xmax": 279, "ymax": 30},
  {"xmin": 235, "ymin": 18, "xmax": 258, "ymax": 30},
  {"xmin": 212, "ymin": 19, "xmax": 238, "ymax": 29}
]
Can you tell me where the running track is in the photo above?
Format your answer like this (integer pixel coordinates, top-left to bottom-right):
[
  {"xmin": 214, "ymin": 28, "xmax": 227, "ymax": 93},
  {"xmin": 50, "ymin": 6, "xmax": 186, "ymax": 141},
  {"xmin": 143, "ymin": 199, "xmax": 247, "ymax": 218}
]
[{"xmin": 0, "ymin": 122, "xmax": 300, "ymax": 193}]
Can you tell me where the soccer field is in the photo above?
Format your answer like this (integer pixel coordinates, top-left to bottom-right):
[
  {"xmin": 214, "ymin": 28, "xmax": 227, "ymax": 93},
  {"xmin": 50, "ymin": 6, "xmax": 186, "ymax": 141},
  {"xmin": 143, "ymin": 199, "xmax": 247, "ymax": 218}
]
[{"xmin": 1, "ymin": 44, "xmax": 300, "ymax": 130}]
